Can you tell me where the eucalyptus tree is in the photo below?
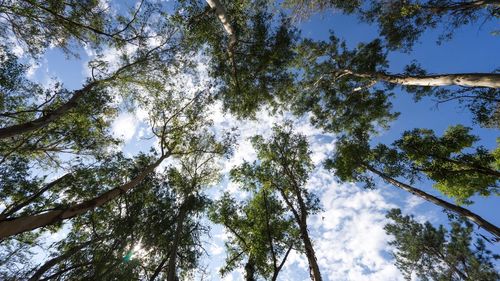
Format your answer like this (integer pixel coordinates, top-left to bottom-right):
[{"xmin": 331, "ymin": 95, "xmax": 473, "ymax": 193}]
[
  {"xmin": 177, "ymin": 0, "xmax": 298, "ymax": 117},
  {"xmin": 1, "ymin": 117, "xmax": 232, "ymax": 280},
  {"xmin": 385, "ymin": 209, "xmax": 499, "ymax": 280},
  {"xmin": 0, "ymin": 48, "xmax": 120, "ymax": 171},
  {"xmin": 228, "ymin": 125, "xmax": 322, "ymax": 281},
  {"xmin": 23, "ymin": 147, "xmax": 226, "ymax": 281},
  {"xmin": 0, "ymin": 82, "xmax": 218, "ymax": 239},
  {"xmin": 0, "ymin": 0, "xmax": 162, "ymax": 56},
  {"xmin": 209, "ymin": 190, "xmax": 300, "ymax": 281},
  {"xmin": 293, "ymin": 34, "xmax": 500, "ymax": 128},
  {"xmin": 326, "ymin": 128, "xmax": 500, "ymax": 239},
  {"xmin": 283, "ymin": 0, "xmax": 500, "ymax": 51},
  {"xmin": 162, "ymin": 130, "xmax": 232, "ymax": 281}
]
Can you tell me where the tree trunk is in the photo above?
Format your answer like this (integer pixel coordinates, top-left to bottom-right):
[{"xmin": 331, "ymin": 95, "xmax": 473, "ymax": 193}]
[
  {"xmin": 0, "ymin": 155, "xmax": 167, "ymax": 239},
  {"xmin": 29, "ymin": 239, "xmax": 95, "ymax": 281},
  {"xmin": 149, "ymin": 256, "xmax": 169, "ymax": 281},
  {"xmin": 299, "ymin": 223, "xmax": 322, "ymax": 281},
  {"xmin": 166, "ymin": 196, "xmax": 193, "ymax": 281},
  {"xmin": 0, "ymin": 173, "xmax": 73, "ymax": 220},
  {"xmin": 339, "ymin": 69, "xmax": 500, "ymax": 88},
  {"xmin": 0, "ymin": 49, "xmax": 150, "ymax": 140},
  {"xmin": 244, "ymin": 256, "xmax": 256, "ymax": 281},
  {"xmin": 205, "ymin": 0, "xmax": 237, "ymax": 49},
  {"xmin": 0, "ymin": 82, "xmax": 96, "ymax": 139},
  {"xmin": 366, "ymin": 165, "xmax": 500, "ymax": 239}
]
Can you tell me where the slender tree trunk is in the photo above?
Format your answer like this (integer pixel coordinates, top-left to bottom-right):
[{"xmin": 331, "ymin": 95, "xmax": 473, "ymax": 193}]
[
  {"xmin": 272, "ymin": 243, "xmax": 294, "ymax": 281},
  {"xmin": 244, "ymin": 256, "xmax": 256, "ymax": 281},
  {"xmin": 205, "ymin": 0, "xmax": 237, "ymax": 49},
  {"xmin": 149, "ymin": 256, "xmax": 169, "ymax": 281},
  {"xmin": 0, "ymin": 155, "xmax": 167, "ymax": 239},
  {"xmin": 166, "ymin": 196, "xmax": 193, "ymax": 281},
  {"xmin": 294, "ymin": 186, "xmax": 322, "ymax": 281},
  {"xmin": 29, "ymin": 239, "xmax": 96, "ymax": 281},
  {"xmin": 277, "ymin": 186, "xmax": 322, "ymax": 281},
  {"xmin": 0, "ymin": 173, "xmax": 73, "ymax": 220},
  {"xmin": 366, "ymin": 165, "xmax": 500, "ymax": 239},
  {"xmin": 0, "ymin": 82, "xmax": 96, "ymax": 139},
  {"xmin": 205, "ymin": 0, "xmax": 239, "ymax": 84},
  {"xmin": 299, "ymin": 223, "xmax": 322, "ymax": 281},
  {"xmin": 38, "ymin": 262, "xmax": 92, "ymax": 281},
  {"xmin": 338, "ymin": 69, "xmax": 500, "ymax": 88}
]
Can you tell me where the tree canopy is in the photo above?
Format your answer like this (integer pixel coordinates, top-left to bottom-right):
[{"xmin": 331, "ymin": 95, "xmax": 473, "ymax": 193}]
[{"xmin": 0, "ymin": 0, "xmax": 498, "ymax": 280}]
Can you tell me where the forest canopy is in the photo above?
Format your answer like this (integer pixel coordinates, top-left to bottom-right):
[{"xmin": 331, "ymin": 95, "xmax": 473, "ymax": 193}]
[{"xmin": 0, "ymin": 0, "xmax": 498, "ymax": 280}]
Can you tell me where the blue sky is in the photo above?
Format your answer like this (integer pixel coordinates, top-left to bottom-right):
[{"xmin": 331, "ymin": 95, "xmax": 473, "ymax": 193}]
[{"xmin": 21, "ymin": 2, "xmax": 499, "ymax": 280}]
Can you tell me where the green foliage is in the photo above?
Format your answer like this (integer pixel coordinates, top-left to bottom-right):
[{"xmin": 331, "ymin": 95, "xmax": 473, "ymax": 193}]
[
  {"xmin": 292, "ymin": 34, "xmax": 398, "ymax": 135},
  {"xmin": 0, "ymin": 0, "xmax": 170, "ymax": 57},
  {"xmin": 177, "ymin": 0, "xmax": 298, "ymax": 117},
  {"xmin": 0, "ymin": 48, "xmax": 119, "ymax": 167},
  {"xmin": 284, "ymin": 0, "xmax": 500, "ymax": 51},
  {"xmin": 219, "ymin": 124, "xmax": 322, "ymax": 278},
  {"xmin": 209, "ymin": 191, "xmax": 300, "ymax": 279},
  {"xmin": 385, "ymin": 209, "xmax": 499, "ymax": 280},
  {"xmin": 393, "ymin": 126, "xmax": 499, "ymax": 203},
  {"xmin": 327, "ymin": 125, "xmax": 499, "ymax": 203}
]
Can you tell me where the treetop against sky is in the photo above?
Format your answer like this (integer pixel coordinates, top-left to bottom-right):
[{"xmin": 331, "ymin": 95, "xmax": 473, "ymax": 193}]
[{"xmin": 0, "ymin": 0, "xmax": 498, "ymax": 280}]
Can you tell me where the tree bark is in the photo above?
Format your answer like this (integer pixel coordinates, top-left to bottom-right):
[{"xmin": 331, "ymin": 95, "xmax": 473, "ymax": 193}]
[
  {"xmin": 365, "ymin": 165, "xmax": 500, "ymax": 239},
  {"xmin": 0, "ymin": 155, "xmax": 167, "ymax": 239},
  {"xmin": 0, "ymin": 173, "xmax": 73, "ymax": 220},
  {"xmin": 205, "ymin": 0, "xmax": 237, "ymax": 49},
  {"xmin": 338, "ymin": 69, "xmax": 500, "ymax": 88},
  {"xmin": 244, "ymin": 256, "xmax": 256, "ymax": 281},
  {"xmin": 149, "ymin": 256, "xmax": 169, "ymax": 281},
  {"xmin": 299, "ymin": 223, "xmax": 322, "ymax": 281},
  {"xmin": 28, "ymin": 239, "xmax": 96, "ymax": 281},
  {"xmin": 0, "ymin": 82, "xmax": 96, "ymax": 139},
  {"xmin": 426, "ymin": 0, "xmax": 500, "ymax": 13},
  {"xmin": 166, "ymin": 196, "xmax": 193, "ymax": 281}
]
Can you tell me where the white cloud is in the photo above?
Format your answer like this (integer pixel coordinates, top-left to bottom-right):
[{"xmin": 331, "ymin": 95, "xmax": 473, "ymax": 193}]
[
  {"xmin": 111, "ymin": 112, "xmax": 139, "ymax": 142},
  {"xmin": 302, "ymin": 170, "xmax": 403, "ymax": 281}
]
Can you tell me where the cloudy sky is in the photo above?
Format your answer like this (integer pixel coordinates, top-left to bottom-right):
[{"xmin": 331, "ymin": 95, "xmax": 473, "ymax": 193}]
[{"xmin": 21, "ymin": 1, "xmax": 499, "ymax": 280}]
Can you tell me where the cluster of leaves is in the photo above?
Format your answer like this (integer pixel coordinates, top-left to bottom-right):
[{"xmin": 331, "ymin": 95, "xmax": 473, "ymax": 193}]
[
  {"xmin": 0, "ymin": 0, "xmax": 499, "ymax": 280},
  {"xmin": 385, "ymin": 209, "xmax": 499, "ymax": 281}
]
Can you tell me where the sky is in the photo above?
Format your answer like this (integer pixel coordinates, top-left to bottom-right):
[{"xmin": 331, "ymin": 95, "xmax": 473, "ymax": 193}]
[{"xmin": 18, "ymin": 1, "xmax": 500, "ymax": 280}]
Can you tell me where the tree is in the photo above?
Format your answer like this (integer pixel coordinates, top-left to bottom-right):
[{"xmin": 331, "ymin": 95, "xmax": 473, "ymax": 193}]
[
  {"xmin": 326, "ymin": 131, "xmax": 500, "ymax": 238},
  {"xmin": 293, "ymin": 34, "xmax": 499, "ymax": 128},
  {"xmin": 16, "ymin": 130, "xmax": 230, "ymax": 280},
  {"xmin": 390, "ymin": 125, "xmax": 499, "ymax": 204},
  {"xmin": 209, "ymin": 190, "xmax": 299, "ymax": 281},
  {"xmin": 229, "ymin": 124, "xmax": 323, "ymax": 281},
  {"xmin": 0, "ymin": 0, "xmax": 161, "ymax": 56},
  {"xmin": 0, "ymin": 85, "xmax": 221, "ymax": 239},
  {"xmin": 164, "ymin": 134, "xmax": 230, "ymax": 281},
  {"xmin": 177, "ymin": 0, "xmax": 298, "ymax": 117},
  {"xmin": 385, "ymin": 208, "xmax": 499, "ymax": 280},
  {"xmin": 283, "ymin": 0, "xmax": 500, "ymax": 51}
]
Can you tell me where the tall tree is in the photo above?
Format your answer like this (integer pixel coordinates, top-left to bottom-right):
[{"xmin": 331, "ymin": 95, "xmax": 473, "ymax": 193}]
[
  {"xmin": 293, "ymin": 34, "xmax": 499, "ymax": 128},
  {"xmin": 230, "ymin": 124, "xmax": 323, "ymax": 281},
  {"xmin": 178, "ymin": 0, "xmax": 298, "ymax": 117},
  {"xmin": 0, "ymin": 86, "xmax": 218, "ymax": 239},
  {"xmin": 209, "ymin": 191, "xmax": 299, "ymax": 281},
  {"xmin": 385, "ymin": 208, "xmax": 499, "ymax": 280},
  {"xmin": 326, "ymin": 131, "xmax": 500, "ymax": 239},
  {"xmin": 164, "ymin": 133, "xmax": 230, "ymax": 281}
]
